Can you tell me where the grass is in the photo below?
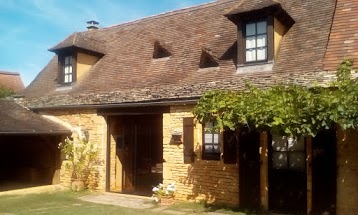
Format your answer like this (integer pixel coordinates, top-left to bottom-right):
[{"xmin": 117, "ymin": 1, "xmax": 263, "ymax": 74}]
[
  {"xmin": 0, "ymin": 191, "xmax": 258, "ymax": 215},
  {"xmin": 0, "ymin": 191, "xmax": 156, "ymax": 215}
]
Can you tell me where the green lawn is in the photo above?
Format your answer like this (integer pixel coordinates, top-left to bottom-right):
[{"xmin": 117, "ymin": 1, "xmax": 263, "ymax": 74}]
[
  {"xmin": 0, "ymin": 191, "xmax": 252, "ymax": 215},
  {"xmin": 0, "ymin": 192, "xmax": 153, "ymax": 215}
]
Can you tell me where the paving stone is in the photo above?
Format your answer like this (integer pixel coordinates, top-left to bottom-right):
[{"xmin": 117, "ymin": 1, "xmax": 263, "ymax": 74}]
[{"xmin": 79, "ymin": 193, "xmax": 155, "ymax": 209}]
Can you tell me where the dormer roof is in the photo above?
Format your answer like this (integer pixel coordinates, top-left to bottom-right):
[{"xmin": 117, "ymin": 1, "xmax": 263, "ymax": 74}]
[
  {"xmin": 224, "ymin": 0, "xmax": 294, "ymax": 28},
  {"xmin": 49, "ymin": 32, "xmax": 106, "ymax": 55}
]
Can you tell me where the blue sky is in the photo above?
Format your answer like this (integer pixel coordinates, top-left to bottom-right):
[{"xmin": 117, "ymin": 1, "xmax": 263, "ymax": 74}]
[{"xmin": 0, "ymin": 0, "xmax": 213, "ymax": 86}]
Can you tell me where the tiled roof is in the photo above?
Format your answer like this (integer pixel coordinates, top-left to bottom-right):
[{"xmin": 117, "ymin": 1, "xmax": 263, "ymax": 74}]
[
  {"xmin": 48, "ymin": 32, "xmax": 106, "ymax": 54},
  {"xmin": 0, "ymin": 99, "xmax": 70, "ymax": 134},
  {"xmin": 22, "ymin": 0, "xmax": 337, "ymax": 108},
  {"xmin": 0, "ymin": 71, "xmax": 25, "ymax": 92},
  {"xmin": 323, "ymin": 0, "xmax": 358, "ymax": 71},
  {"xmin": 224, "ymin": 0, "xmax": 279, "ymax": 16}
]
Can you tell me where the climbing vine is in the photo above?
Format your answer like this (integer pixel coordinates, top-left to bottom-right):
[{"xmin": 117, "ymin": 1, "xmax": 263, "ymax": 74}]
[{"xmin": 193, "ymin": 60, "xmax": 358, "ymax": 137}]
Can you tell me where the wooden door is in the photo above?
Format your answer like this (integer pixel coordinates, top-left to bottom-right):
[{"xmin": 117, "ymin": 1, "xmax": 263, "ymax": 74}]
[
  {"xmin": 269, "ymin": 135, "xmax": 307, "ymax": 214},
  {"xmin": 239, "ymin": 129, "xmax": 261, "ymax": 209},
  {"xmin": 122, "ymin": 121, "xmax": 135, "ymax": 193},
  {"xmin": 312, "ymin": 129, "xmax": 336, "ymax": 215}
]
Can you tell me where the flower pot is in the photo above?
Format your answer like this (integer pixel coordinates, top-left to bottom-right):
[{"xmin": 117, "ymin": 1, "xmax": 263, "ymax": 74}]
[
  {"xmin": 71, "ymin": 179, "xmax": 85, "ymax": 192},
  {"xmin": 160, "ymin": 196, "xmax": 175, "ymax": 206}
]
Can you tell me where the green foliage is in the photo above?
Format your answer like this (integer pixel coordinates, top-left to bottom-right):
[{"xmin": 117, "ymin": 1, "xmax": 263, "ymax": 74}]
[
  {"xmin": 0, "ymin": 86, "xmax": 14, "ymax": 98},
  {"xmin": 193, "ymin": 60, "xmax": 358, "ymax": 137},
  {"xmin": 58, "ymin": 129, "xmax": 101, "ymax": 188}
]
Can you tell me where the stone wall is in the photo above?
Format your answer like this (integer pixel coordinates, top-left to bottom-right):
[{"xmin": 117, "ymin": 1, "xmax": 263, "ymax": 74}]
[
  {"xmin": 41, "ymin": 109, "xmax": 107, "ymax": 190},
  {"xmin": 336, "ymin": 128, "xmax": 358, "ymax": 215},
  {"xmin": 163, "ymin": 105, "xmax": 239, "ymax": 206}
]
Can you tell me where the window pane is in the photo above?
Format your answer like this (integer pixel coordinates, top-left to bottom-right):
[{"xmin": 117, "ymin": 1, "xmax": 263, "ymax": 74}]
[
  {"xmin": 272, "ymin": 135, "xmax": 287, "ymax": 151},
  {"xmin": 213, "ymin": 145, "xmax": 220, "ymax": 153},
  {"xmin": 65, "ymin": 56, "xmax": 70, "ymax": 64},
  {"xmin": 246, "ymin": 50, "xmax": 256, "ymax": 62},
  {"xmin": 69, "ymin": 56, "xmax": 72, "ymax": 64},
  {"xmin": 205, "ymin": 134, "xmax": 213, "ymax": 143},
  {"xmin": 257, "ymin": 48, "xmax": 267, "ymax": 61},
  {"xmin": 272, "ymin": 152, "xmax": 288, "ymax": 169},
  {"xmin": 205, "ymin": 145, "xmax": 213, "ymax": 152},
  {"xmin": 64, "ymin": 66, "xmax": 69, "ymax": 74},
  {"xmin": 246, "ymin": 23, "xmax": 256, "ymax": 36},
  {"xmin": 213, "ymin": 134, "xmax": 219, "ymax": 143},
  {"xmin": 289, "ymin": 153, "xmax": 306, "ymax": 169},
  {"xmin": 288, "ymin": 136, "xmax": 305, "ymax": 151},
  {"xmin": 257, "ymin": 21, "xmax": 267, "ymax": 34},
  {"xmin": 64, "ymin": 75, "xmax": 69, "ymax": 83},
  {"xmin": 246, "ymin": 36, "xmax": 256, "ymax": 49},
  {"xmin": 256, "ymin": 35, "xmax": 266, "ymax": 47},
  {"xmin": 68, "ymin": 74, "xmax": 72, "ymax": 83}
]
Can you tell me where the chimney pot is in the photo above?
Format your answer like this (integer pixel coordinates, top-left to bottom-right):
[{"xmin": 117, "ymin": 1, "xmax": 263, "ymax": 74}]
[{"xmin": 86, "ymin": 20, "xmax": 99, "ymax": 31}]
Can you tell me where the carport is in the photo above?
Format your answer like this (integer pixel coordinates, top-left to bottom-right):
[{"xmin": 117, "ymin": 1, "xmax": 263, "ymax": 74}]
[{"xmin": 0, "ymin": 99, "xmax": 70, "ymax": 191}]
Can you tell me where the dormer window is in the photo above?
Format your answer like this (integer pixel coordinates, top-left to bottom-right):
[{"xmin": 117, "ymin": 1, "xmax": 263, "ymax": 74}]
[
  {"xmin": 64, "ymin": 56, "xmax": 73, "ymax": 83},
  {"xmin": 58, "ymin": 53, "xmax": 76, "ymax": 85},
  {"xmin": 245, "ymin": 20, "xmax": 268, "ymax": 63},
  {"xmin": 49, "ymin": 32, "xmax": 105, "ymax": 87},
  {"xmin": 237, "ymin": 17, "xmax": 274, "ymax": 66},
  {"xmin": 224, "ymin": 1, "xmax": 295, "ymax": 70}
]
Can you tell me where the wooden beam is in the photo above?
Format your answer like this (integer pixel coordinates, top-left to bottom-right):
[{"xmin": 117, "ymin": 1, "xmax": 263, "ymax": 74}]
[{"xmin": 260, "ymin": 131, "xmax": 269, "ymax": 210}]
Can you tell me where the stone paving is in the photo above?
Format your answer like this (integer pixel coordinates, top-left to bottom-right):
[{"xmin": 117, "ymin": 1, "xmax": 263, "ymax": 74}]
[{"xmin": 79, "ymin": 192, "xmax": 235, "ymax": 215}]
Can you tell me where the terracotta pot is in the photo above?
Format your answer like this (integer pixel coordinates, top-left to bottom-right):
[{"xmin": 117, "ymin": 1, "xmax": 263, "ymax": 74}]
[
  {"xmin": 160, "ymin": 196, "xmax": 175, "ymax": 206},
  {"xmin": 71, "ymin": 179, "xmax": 85, "ymax": 192}
]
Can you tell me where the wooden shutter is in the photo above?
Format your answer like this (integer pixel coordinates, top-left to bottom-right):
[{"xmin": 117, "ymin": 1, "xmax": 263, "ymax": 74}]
[
  {"xmin": 57, "ymin": 55, "xmax": 64, "ymax": 84},
  {"xmin": 223, "ymin": 129, "xmax": 238, "ymax": 164},
  {"xmin": 183, "ymin": 117, "xmax": 195, "ymax": 164}
]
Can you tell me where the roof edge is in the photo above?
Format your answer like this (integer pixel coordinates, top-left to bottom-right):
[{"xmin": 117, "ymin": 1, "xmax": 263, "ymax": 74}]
[{"xmin": 28, "ymin": 98, "xmax": 200, "ymax": 110}]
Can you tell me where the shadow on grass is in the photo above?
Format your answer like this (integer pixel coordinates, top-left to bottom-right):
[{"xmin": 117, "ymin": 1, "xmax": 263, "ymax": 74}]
[{"xmin": 167, "ymin": 200, "xmax": 268, "ymax": 215}]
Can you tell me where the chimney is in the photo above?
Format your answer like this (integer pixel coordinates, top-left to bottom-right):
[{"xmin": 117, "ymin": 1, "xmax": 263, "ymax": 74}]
[{"xmin": 86, "ymin": 20, "xmax": 99, "ymax": 31}]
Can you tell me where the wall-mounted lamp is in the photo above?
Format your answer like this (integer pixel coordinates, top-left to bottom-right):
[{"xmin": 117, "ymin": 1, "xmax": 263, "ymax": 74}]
[{"xmin": 171, "ymin": 131, "xmax": 182, "ymax": 144}]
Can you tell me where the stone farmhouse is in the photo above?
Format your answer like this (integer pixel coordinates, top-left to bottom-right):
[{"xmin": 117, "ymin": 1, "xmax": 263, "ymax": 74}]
[{"xmin": 1, "ymin": 0, "xmax": 357, "ymax": 214}]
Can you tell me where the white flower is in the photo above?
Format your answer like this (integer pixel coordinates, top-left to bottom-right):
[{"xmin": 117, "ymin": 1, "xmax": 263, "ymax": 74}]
[
  {"xmin": 159, "ymin": 183, "xmax": 163, "ymax": 188},
  {"xmin": 152, "ymin": 187, "xmax": 159, "ymax": 192}
]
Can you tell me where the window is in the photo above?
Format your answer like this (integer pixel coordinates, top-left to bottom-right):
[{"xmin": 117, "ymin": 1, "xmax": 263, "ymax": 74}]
[
  {"xmin": 202, "ymin": 121, "xmax": 220, "ymax": 160},
  {"xmin": 245, "ymin": 21, "xmax": 267, "ymax": 62},
  {"xmin": 271, "ymin": 136, "xmax": 305, "ymax": 170},
  {"xmin": 58, "ymin": 53, "xmax": 76, "ymax": 85},
  {"xmin": 63, "ymin": 56, "xmax": 73, "ymax": 83},
  {"xmin": 237, "ymin": 17, "xmax": 274, "ymax": 66}
]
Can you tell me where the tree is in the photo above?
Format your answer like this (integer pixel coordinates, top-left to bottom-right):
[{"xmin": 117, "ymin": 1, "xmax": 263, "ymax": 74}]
[{"xmin": 0, "ymin": 86, "xmax": 14, "ymax": 98}]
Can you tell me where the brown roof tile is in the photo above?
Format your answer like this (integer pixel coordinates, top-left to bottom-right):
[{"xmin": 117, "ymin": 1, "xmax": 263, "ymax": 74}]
[
  {"xmin": 0, "ymin": 99, "xmax": 70, "ymax": 134},
  {"xmin": 323, "ymin": 0, "xmax": 358, "ymax": 70},
  {"xmin": 21, "ymin": 0, "xmax": 337, "ymax": 108},
  {"xmin": 224, "ymin": 0, "xmax": 279, "ymax": 16},
  {"xmin": 0, "ymin": 71, "xmax": 25, "ymax": 92}
]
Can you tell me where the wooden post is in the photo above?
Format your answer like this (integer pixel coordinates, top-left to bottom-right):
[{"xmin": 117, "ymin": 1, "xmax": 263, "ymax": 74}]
[
  {"xmin": 260, "ymin": 131, "xmax": 269, "ymax": 210},
  {"xmin": 306, "ymin": 137, "xmax": 313, "ymax": 215}
]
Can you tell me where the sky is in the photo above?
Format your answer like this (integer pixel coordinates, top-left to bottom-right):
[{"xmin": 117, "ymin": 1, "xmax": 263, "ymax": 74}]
[{"xmin": 0, "ymin": 0, "xmax": 213, "ymax": 86}]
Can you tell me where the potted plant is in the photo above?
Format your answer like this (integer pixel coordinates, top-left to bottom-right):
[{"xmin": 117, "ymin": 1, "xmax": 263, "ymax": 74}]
[
  {"xmin": 58, "ymin": 128, "xmax": 100, "ymax": 191},
  {"xmin": 151, "ymin": 182, "xmax": 176, "ymax": 205}
]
